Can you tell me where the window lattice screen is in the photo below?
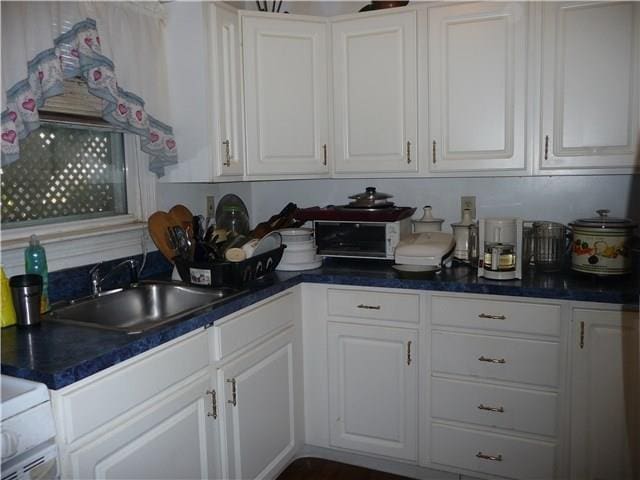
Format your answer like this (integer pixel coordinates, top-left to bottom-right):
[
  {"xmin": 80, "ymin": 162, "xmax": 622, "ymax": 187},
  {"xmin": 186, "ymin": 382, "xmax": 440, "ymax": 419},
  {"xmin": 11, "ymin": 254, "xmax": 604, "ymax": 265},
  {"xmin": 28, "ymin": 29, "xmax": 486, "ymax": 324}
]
[{"xmin": 1, "ymin": 122, "xmax": 127, "ymax": 227}]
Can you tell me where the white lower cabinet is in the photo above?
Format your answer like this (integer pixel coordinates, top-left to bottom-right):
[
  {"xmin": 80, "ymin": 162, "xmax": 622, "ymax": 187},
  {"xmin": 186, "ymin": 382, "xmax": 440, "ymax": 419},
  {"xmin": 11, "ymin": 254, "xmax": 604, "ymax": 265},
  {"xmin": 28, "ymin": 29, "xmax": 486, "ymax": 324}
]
[
  {"xmin": 50, "ymin": 284, "xmax": 639, "ymax": 480},
  {"xmin": 570, "ymin": 306, "xmax": 639, "ymax": 480},
  {"xmin": 67, "ymin": 371, "xmax": 220, "ymax": 479},
  {"xmin": 217, "ymin": 329, "xmax": 297, "ymax": 480},
  {"xmin": 428, "ymin": 293, "xmax": 565, "ymax": 479},
  {"xmin": 52, "ymin": 331, "xmax": 221, "ymax": 479},
  {"xmin": 328, "ymin": 322, "xmax": 418, "ymax": 461}
]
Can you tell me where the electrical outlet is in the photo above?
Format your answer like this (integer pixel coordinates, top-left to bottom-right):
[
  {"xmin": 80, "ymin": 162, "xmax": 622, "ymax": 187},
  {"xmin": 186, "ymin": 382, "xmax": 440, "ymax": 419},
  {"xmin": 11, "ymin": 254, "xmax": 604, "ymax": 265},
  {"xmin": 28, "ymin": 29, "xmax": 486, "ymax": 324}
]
[
  {"xmin": 206, "ymin": 195, "xmax": 215, "ymax": 221},
  {"xmin": 461, "ymin": 196, "xmax": 476, "ymax": 219}
]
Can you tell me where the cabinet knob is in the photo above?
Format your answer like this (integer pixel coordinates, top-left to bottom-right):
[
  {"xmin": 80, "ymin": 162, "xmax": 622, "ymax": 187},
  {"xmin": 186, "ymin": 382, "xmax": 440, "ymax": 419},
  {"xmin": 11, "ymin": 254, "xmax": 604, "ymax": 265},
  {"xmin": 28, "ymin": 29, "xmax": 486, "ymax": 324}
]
[
  {"xmin": 357, "ymin": 304, "xmax": 381, "ymax": 310},
  {"xmin": 226, "ymin": 378, "xmax": 237, "ymax": 406},
  {"xmin": 477, "ymin": 403, "xmax": 504, "ymax": 413},
  {"xmin": 478, "ymin": 355, "xmax": 506, "ymax": 364},
  {"xmin": 206, "ymin": 389, "xmax": 217, "ymax": 419},
  {"xmin": 476, "ymin": 452, "xmax": 503, "ymax": 462},
  {"xmin": 223, "ymin": 140, "xmax": 231, "ymax": 167},
  {"xmin": 544, "ymin": 135, "xmax": 549, "ymax": 160},
  {"xmin": 478, "ymin": 313, "xmax": 506, "ymax": 320}
]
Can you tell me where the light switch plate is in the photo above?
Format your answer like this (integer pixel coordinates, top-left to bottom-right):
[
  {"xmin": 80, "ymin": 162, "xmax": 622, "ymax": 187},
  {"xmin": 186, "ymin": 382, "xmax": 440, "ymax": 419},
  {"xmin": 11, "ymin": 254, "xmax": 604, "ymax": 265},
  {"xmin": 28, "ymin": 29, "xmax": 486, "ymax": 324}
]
[{"xmin": 461, "ymin": 196, "xmax": 476, "ymax": 219}]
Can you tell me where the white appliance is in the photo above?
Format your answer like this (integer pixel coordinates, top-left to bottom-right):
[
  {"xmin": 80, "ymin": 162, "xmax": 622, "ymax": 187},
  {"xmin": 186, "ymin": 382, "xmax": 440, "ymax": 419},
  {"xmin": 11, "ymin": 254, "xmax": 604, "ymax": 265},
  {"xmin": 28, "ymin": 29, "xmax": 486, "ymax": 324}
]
[
  {"xmin": 477, "ymin": 217, "xmax": 523, "ymax": 280},
  {"xmin": 1, "ymin": 375, "xmax": 58, "ymax": 480},
  {"xmin": 394, "ymin": 232, "xmax": 455, "ymax": 268}
]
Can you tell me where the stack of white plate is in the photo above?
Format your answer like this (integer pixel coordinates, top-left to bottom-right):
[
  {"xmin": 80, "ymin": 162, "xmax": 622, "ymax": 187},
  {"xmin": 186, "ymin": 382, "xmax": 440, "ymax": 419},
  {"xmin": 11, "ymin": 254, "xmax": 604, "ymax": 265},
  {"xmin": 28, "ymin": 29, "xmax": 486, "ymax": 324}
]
[{"xmin": 276, "ymin": 228, "xmax": 322, "ymax": 271}]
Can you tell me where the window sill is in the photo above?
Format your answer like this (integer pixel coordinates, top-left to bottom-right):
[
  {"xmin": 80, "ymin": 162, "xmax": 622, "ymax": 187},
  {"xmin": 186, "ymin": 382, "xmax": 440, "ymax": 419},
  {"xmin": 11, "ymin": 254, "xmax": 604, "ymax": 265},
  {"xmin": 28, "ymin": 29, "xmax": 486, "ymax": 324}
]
[{"xmin": 1, "ymin": 218, "xmax": 155, "ymax": 276}]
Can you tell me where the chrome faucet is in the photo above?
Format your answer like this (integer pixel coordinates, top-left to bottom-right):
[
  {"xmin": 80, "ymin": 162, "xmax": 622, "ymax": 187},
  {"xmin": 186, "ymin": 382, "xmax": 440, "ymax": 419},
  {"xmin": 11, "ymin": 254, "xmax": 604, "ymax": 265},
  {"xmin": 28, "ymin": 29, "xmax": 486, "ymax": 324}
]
[{"xmin": 90, "ymin": 259, "xmax": 139, "ymax": 296}]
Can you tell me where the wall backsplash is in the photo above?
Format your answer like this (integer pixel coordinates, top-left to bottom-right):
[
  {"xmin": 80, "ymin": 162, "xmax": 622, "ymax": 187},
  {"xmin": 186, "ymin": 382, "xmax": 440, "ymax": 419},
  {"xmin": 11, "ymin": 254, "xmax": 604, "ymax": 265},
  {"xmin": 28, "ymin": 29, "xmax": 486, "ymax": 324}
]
[{"xmin": 158, "ymin": 175, "xmax": 638, "ymax": 230}]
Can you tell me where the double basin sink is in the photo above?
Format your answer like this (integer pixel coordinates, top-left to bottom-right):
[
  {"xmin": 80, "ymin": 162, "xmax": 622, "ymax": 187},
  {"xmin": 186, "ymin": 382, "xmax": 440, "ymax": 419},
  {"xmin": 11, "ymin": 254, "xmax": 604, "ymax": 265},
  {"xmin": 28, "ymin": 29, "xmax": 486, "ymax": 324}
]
[{"xmin": 46, "ymin": 282, "xmax": 243, "ymax": 334}]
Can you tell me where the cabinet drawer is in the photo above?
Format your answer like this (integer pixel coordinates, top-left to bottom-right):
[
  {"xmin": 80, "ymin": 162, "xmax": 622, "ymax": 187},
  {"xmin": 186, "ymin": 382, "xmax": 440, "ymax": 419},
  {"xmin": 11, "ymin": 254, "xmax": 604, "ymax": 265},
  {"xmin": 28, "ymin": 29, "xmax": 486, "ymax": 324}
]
[
  {"xmin": 432, "ymin": 331, "xmax": 560, "ymax": 388},
  {"xmin": 431, "ymin": 377, "xmax": 558, "ymax": 437},
  {"xmin": 431, "ymin": 423, "xmax": 555, "ymax": 479},
  {"xmin": 327, "ymin": 288, "xmax": 420, "ymax": 324},
  {"xmin": 58, "ymin": 332, "xmax": 209, "ymax": 444},
  {"xmin": 212, "ymin": 291, "xmax": 295, "ymax": 361},
  {"xmin": 432, "ymin": 295, "xmax": 561, "ymax": 337}
]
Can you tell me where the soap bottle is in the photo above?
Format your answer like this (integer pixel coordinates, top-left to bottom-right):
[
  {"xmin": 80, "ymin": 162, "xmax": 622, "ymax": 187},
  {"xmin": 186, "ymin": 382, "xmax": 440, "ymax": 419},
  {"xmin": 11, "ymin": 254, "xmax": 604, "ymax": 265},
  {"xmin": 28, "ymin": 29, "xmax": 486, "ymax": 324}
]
[
  {"xmin": 0, "ymin": 266, "xmax": 17, "ymax": 328},
  {"xmin": 24, "ymin": 235, "xmax": 49, "ymax": 313}
]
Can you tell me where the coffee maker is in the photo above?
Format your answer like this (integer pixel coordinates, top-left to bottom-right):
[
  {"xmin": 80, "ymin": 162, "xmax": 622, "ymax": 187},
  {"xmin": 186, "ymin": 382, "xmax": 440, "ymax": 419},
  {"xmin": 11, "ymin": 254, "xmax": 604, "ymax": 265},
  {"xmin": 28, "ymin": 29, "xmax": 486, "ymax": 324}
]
[{"xmin": 478, "ymin": 218, "xmax": 523, "ymax": 280}]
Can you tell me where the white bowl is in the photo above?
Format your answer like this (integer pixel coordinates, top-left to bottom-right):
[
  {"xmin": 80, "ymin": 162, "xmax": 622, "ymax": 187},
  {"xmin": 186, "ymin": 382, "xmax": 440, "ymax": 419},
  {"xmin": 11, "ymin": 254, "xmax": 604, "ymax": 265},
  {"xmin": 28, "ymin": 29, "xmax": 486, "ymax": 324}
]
[
  {"xmin": 282, "ymin": 248, "xmax": 317, "ymax": 264},
  {"xmin": 281, "ymin": 239, "xmax": 315, "ymax": 250},
  {"xmin": 277, "ymin": 228, "xmax": 313, "ymax": 243},
  {"xmin": 253, "ymin": 231, "xmax": 282, "ymax": 256}
]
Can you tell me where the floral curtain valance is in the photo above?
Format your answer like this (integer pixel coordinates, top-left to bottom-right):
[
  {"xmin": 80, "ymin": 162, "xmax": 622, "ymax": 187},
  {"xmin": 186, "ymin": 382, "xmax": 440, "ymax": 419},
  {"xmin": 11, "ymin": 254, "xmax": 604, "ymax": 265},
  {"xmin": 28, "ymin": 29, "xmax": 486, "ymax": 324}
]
[{"xmin": 1, "ymin": 18, "xmax": 177, "ymax": 177}]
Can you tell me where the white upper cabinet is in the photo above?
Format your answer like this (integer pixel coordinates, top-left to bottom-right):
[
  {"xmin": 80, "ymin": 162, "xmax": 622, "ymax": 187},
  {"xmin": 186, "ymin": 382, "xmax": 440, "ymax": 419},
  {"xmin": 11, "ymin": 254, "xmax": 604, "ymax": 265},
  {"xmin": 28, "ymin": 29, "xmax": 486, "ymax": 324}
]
[
  {"xmin": 211, "ymin": 4, "xmax": 244, "ymax": 178},
  {"xmin": 242, "ymin": 14, "xmax": 330, "ymax": 177},
  {"xmin": 539, "ymin": 2, "xmax": 640, "ymax": 172},
  {"xmin": 425, "ymin": 3, "xmax": 529, "ymax": 173},
  {"xmin": 162, "ymin": 2, "xmax": 214, "ymax": 182},
  {"xmin": 332, "ymin": 11, "xmax": 418, "ymax": 174}
]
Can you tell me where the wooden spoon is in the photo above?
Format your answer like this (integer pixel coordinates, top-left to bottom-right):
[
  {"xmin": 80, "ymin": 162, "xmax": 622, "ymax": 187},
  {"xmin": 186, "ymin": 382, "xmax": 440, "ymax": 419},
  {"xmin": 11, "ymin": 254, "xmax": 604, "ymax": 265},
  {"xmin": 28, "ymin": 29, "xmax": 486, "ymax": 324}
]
[{"xmin": 148, "ymin": 211, "xmax": 180, "ymax": 263}]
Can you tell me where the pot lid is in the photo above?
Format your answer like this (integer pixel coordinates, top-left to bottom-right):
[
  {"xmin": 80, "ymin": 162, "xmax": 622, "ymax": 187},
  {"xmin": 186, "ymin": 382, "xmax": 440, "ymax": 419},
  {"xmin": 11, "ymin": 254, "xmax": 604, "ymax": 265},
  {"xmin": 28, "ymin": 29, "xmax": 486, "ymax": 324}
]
[
  {"xmin": 348, "ymin": 187, "xmax": 394, "ymax": 207},
  {"xmin": 571, "ymin": 209, "xmax": 638, "ymax": 229}
]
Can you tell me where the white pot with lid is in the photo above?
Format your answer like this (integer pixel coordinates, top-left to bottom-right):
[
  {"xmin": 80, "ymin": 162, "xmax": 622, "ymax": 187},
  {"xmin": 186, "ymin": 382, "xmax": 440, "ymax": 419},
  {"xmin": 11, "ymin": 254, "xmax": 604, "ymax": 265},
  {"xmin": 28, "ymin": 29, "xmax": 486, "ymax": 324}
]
[{"xmin": 569, "ymin": 209, "xmax": 637, "ymax": 276}]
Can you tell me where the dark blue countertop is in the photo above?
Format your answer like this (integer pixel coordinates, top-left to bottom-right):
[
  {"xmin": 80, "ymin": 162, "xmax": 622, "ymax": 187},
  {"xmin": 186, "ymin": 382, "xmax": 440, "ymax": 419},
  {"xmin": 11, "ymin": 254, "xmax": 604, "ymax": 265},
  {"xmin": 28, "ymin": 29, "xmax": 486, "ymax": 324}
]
[{"xmin": 2, "ymin": 259, "xmax": 638, "ymax": 390}]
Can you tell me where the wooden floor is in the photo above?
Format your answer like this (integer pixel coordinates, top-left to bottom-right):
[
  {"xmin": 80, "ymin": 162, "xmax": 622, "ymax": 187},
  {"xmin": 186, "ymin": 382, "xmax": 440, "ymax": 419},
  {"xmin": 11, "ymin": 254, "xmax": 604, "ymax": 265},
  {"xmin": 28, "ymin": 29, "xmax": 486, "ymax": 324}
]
[{"xmin": 276, "ymin": 458, "xmax": 415, "ymax": 480}]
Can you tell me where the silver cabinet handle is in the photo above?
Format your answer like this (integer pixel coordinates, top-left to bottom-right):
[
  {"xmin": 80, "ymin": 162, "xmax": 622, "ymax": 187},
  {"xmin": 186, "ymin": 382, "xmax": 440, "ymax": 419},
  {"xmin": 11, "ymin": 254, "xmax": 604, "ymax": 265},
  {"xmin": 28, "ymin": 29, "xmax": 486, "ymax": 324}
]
[
  {"xmin": 226, "ymin": 378, "xmax": 237, "ymax": 406},
  {"xmin": 476, "ymin": 452, "xmax": 503, "ymax": 462},
  {"xmin": 478, "ymin": 313, "xmax": 506, "ymax": 320},
  {"xmin": 407, "ymin": 341, "xmax": 412, "ymax": 365},
  {"xmin": 406, "ymin": 141, "xmax": 411, "ymax": 164},
  {"xmin": 323, "ymin": 144, "xmax": 327, "ymax": 166},
  {"xmin": 478, "ymin": 403, "xmax": 504, "ymax": 413},
  {"xmin": 544, "ymin": 135, "xmax": 549, "ymax": 160},
  {"xmin": 222, "ymin": 140, "xmax": 231, "ymax": 167},
  {"xmin": 357, "ymin": 304, "xmax": 381, "ymax": 310},
  {"xmin": 432, "ymin": 140, "xmax": 436, "ymax": 164},
  {"xmin": 206, "ymin": 389, "xmax": 217, "ymax": 419},
  {"xmin": 478, "ymin": 355, "xmax": 506, "ymax": 364}
]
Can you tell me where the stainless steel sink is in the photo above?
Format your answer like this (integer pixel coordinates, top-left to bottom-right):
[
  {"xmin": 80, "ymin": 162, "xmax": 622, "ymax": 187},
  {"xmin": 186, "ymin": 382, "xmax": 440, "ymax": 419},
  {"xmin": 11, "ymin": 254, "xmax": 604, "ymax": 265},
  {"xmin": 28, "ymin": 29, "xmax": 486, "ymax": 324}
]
[{"xmin": 46, "ymin": 281, "xmax": 243, "ymax": 334}]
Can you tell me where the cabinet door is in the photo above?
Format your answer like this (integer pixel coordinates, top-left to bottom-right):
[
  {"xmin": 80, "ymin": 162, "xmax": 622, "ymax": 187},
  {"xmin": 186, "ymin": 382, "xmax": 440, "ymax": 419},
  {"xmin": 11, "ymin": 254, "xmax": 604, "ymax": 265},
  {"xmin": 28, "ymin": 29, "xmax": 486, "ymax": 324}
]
[
  {"xmin": 68, "ymin": 371, "xmax": 220, "ymax": 479},
  {"xmin": 219, "ymin": 329, "xmax": 296, "ymax": 480},
  {"xmin": 427, "ymin": 3, "xmax": 528, "ymax": 172},
  {"xmin": 212, "ymin": 5, "xmax": 244, "ymax": 178},
  {"xmin": 570, "ymin": 308, "xmax": 639, "ymax": 480},
  {"xmin": 540, "ymin": 2, "xmax": 640, "ymax": 171},
  {"xmin": 243, "ymin": 15, "xmax": 330, "ymax": 176},
  {"xmin": 332, "ymin": 12, "xmax": 418, "ymax": 174},
  {"xmin": 328, "ymin": 323, "xmax": 418, "ymax": 461},
  {"xmin": 161, "ymin": 2, "xmax": 214, "ymax": 182}
]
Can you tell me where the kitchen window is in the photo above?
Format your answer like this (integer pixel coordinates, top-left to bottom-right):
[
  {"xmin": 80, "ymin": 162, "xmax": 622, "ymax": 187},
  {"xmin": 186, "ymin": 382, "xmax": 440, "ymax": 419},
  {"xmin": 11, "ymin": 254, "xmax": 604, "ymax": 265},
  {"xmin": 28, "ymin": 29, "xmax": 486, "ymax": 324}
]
[{"xmin": 1, "ymin": 118, "xmax": 128, "ymax": 229}]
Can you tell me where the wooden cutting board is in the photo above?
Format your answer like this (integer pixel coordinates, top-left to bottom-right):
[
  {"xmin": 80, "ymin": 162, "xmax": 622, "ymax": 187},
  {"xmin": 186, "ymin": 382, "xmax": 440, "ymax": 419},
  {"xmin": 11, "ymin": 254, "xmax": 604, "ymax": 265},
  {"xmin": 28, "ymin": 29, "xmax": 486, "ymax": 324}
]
[
  {"xmin": 148, "ymin": 211, "xmax": 180, "ymax": 263},
  {"xmin": 169, "ymin": 204, "xmax": 195, "ymax": 240}
]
